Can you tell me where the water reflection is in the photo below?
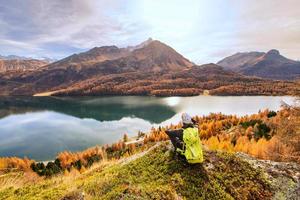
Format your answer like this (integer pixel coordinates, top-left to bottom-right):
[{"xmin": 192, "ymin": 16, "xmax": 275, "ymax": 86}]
[
  {"xmin": 0, "ymin": 111, "xmax": 154, "ymax": 160},
  {"xmin": 0, "ymin": 96, "xmax": 176, "ymax": 123}
]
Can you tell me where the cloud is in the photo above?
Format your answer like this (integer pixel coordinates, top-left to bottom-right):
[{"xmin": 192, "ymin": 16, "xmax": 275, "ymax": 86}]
[
  {"xmin": 0, "ymin": 0, "xmax": 142, "ymax": 58},
  {"xmin": 210, "ymin": 0, "xmax": 300, "ymax": 61},
  {"xmin": 0, "ymin": 0, "xmax": 299, "ymax": 62}
]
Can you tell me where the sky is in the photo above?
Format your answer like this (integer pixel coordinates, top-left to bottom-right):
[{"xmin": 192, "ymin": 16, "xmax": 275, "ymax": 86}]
[{"xmin": 0, "ymin": 0, "xmax": 299, "ymax": 63}]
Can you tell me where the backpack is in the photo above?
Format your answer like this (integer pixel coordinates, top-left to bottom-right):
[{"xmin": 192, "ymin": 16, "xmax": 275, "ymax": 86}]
[{"xmin": 177, "ymin": 127, "xmax": 203, "ymax": 164}]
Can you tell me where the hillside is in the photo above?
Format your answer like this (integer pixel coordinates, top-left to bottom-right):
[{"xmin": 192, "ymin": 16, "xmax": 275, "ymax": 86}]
[
  {"xmin": 1, "ymin": 143, "xmax": 299, "ymax": 200},
  {"xmin": 0, "ymin": 40, "xmax": 299, "ymax": 96},
  {"xmin": 0, "ymin": 59, "xmax": 48, "ymax": 72},
  {"xmin": 44, "ymin": 64, "xmax": 298, "ymax": 97},
  {"xmin": 217, "ymin": 50, "xmax": 300, "ymax": 80}
]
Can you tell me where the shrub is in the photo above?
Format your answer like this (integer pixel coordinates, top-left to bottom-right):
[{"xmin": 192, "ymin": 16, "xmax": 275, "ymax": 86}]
[
  {"xmin": 267, "ymin": 110, "xmax": 277, "ymax": 118},
  {"xmin": 240, "ymin": 120, "xmax": 262, "ymax": 128},
  {"xmin": 73, "ymin": 160, "xmax": 82, "ymax": 170},
  {"xmin": 254, "ymin": 123, "xmax": 271, "ymax": 140}
]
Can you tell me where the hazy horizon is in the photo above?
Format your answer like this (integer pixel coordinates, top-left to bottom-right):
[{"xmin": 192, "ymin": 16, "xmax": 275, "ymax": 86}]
[{"xmin": 0, "ymin": 0, "xmax": 299, "ymax": 64}]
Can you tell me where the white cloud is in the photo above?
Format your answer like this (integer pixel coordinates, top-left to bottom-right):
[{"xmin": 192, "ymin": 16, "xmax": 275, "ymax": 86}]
[{"xmin": 0, "ymin": 0, "xmax": 299, "ymax": 62}]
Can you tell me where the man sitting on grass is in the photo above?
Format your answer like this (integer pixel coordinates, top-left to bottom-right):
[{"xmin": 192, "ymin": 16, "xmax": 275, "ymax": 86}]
[{"xmin": 166, "ymin": 113, "xmax": 203, "ymax": 164}]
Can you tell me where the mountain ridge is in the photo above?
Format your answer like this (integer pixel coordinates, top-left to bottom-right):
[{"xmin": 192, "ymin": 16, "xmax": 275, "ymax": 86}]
[{"xmin": 0, "ymin": 40, "xmax": 299, "ymax": 96}]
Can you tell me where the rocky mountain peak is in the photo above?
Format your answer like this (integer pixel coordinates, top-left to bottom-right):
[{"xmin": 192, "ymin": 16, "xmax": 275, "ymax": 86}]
[
  {"xmin": 130, "ymin": 39, "xmax": 194, "ymax": 71},
  {"xmin": 266, "ymin": 49, "xmax": 280, "ymax": 56},
  {"xmin": 126, "ymin": 38, "xmax": 154, "ymax": 51},
  {"xmin": 264, "ymin": 49, "xmax": 281, "ymax": 59}
]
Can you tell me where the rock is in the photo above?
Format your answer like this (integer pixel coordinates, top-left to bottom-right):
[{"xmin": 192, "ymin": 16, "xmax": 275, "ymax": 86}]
[{"xmin": 236, "ymin": 152, "xmax": 300, "ymax": 199}]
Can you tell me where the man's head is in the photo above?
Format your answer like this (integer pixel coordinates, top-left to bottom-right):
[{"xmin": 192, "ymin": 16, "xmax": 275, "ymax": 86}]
[{"xmin": 181, "ymin": 113, "xmax": 193, "ymax": 125}]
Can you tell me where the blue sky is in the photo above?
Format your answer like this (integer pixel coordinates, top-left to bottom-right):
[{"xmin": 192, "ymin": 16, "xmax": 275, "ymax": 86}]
[{"xmin": 0, "ymin": 0, "xmax": 299, "ymax": 63}]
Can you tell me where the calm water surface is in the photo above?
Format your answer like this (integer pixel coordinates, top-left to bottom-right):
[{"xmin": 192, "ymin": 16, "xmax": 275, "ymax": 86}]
[{"xmin": 0, "ymin": 96, "xmax": 295, "ymax": 160}]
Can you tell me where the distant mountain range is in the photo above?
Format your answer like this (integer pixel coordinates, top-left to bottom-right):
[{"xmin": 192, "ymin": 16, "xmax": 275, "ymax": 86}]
[
  {"xmin": 0, "ymin": 55, "xmax": 31, "ymax": 60},
  {"xmin": 0, "ymin": 39, "xmax": 299, "ymax": 96},
  {"xmin": 0, "ymin": 59, "xmax": 48, "ymax": 72},
  {"xmin": 0, "ymin": 55, "xmax": 56, "ymax": 72},
  {"xmin": 217, "ymin": 49, "xmax": 300, "ymax": 80},
  {"xmin": 0, "ymin": 55, "xmax": 56, "ymax": 62}
]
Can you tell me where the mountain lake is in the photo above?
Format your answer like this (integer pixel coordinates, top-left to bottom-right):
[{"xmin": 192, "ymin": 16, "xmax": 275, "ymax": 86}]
[{"xmin": 0, "ymin": 95, "xmax": 296, "ymax": 160}]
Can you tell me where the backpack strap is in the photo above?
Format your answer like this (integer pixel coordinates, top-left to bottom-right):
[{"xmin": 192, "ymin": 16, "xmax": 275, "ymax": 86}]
[{"xmin": 176, "ymin": 128, "xmax": 185, "ymax": 155}]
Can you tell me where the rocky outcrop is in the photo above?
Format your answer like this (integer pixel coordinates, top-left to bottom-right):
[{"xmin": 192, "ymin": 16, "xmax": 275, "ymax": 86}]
[{"xmin": 236, "ymin": 152, "xmax": 300, "ymax": 199}]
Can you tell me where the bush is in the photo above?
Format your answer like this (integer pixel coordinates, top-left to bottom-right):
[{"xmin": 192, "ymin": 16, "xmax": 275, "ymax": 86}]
[
  {"xmin": 86, "ymin": 155, "xmax": 101, "ymax": 167},
  {"xmin": 45, "ymin": 162, "xmax": 62, "ymax": 176},
  {"xmin": 73, "ymin": 160, "xmax": 82, "ymax": 170},
  {"xmin": 31, "ymin": 160, "xmax": 62, "ymax": 177},
  {"xmin": 240, "ymin": 120, "xmax": 271, "ymax": 140},
  {"xmin": 254, "ymin": 123, "xmax": 271, "ymax": 141},
  {"xmin": 240, "ymin": 120, "xmax": 262, "ymax": 128},
  {"xmin": 267, "ymin": 111, "xmax": 277, "ymax": 118},
  {"xmin": 31, "ymin": 162, "xmax": 46, "ymax": 176}
]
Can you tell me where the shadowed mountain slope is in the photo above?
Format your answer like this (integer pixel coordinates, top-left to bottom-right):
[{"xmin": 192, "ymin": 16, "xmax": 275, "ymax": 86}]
[{"xmin": 218, "ymin": 50, "xmax": 300, "ymax": 80}]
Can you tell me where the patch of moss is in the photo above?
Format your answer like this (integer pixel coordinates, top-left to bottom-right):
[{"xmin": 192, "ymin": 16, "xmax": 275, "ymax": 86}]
[{"xmin": 0, "ymin": 181, "xmax": 68, "ymax": 200}]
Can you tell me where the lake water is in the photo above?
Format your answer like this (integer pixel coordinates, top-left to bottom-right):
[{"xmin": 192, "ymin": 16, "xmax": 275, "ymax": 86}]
[{"xmin": 0, "ymin": 96, "xmax": 295, "ymax": 161}]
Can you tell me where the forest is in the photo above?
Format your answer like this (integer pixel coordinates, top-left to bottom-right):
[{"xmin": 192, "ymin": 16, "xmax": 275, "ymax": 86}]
[{"xmin": 53, "ymin": 71, "xmax": 300, "ymax": 97}]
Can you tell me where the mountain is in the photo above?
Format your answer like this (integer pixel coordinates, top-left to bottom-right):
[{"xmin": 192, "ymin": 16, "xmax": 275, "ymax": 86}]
[
  {"xmin": 127, "ymin": 40, "xmax": 194, "ymax": 71},
  {"xmin": 0, "ymin": 39, "xmax": 195, "ymax": 95},
  {"xmin": 46, "ymin": 46, "xmax": 130, "ymax": 70},
  {"xmin": 217, "ymin": 49, "xmax": 300, "ymax": 80},
  {"xmin": 0, "ymin": 55, "xmax": 31, "ymax": 60},
  {"xmin": 46, "ymin": 39, "xmax": 193, "ymax": 72},
  {"xmin": 0, "ymin": 59, "xmax": 48, "ymax": 72},
  {"xmin": 0, "ymin": 40, "xmax": 299, "ymax": 96},
  {"xmin": 0, "ymin": 54, "xmax": 55, "ymax": 62},
  {"xmin": 217, "ymin": 51, "xmax": 265, "ymax": 71}
]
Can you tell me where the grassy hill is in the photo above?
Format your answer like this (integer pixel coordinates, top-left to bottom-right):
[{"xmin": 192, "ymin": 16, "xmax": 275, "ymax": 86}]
[{"xmin": 2, "ymin": 142, "xmax": 299, "ymax": 200}]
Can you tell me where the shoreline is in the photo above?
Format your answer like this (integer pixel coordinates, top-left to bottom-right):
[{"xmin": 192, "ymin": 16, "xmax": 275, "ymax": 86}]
[{"xmin": 0, "ymin": 93, "xmax": 297, "ymax": 98}]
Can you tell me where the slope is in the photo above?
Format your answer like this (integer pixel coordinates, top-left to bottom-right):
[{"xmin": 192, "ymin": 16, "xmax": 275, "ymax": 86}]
[
  {"xmin": 1, "ymin": 142, "xmax": 299, "ymax": 200},
  {"xmin": 217, "ymin": 51, "xmax": 264, "ymax": 71},
  {"xmin": 0, "ymin": 143, "xmax": 277, "ymax": 200},
  {"xmin": 53, "ymin": 63, "xmax": 300, "ymax": 96}
]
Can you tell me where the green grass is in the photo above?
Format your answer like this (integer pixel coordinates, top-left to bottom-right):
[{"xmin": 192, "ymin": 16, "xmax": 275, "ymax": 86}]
[{"xmin": 0, "ymin": 143, "xmax": 273, "ymax": 200}]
